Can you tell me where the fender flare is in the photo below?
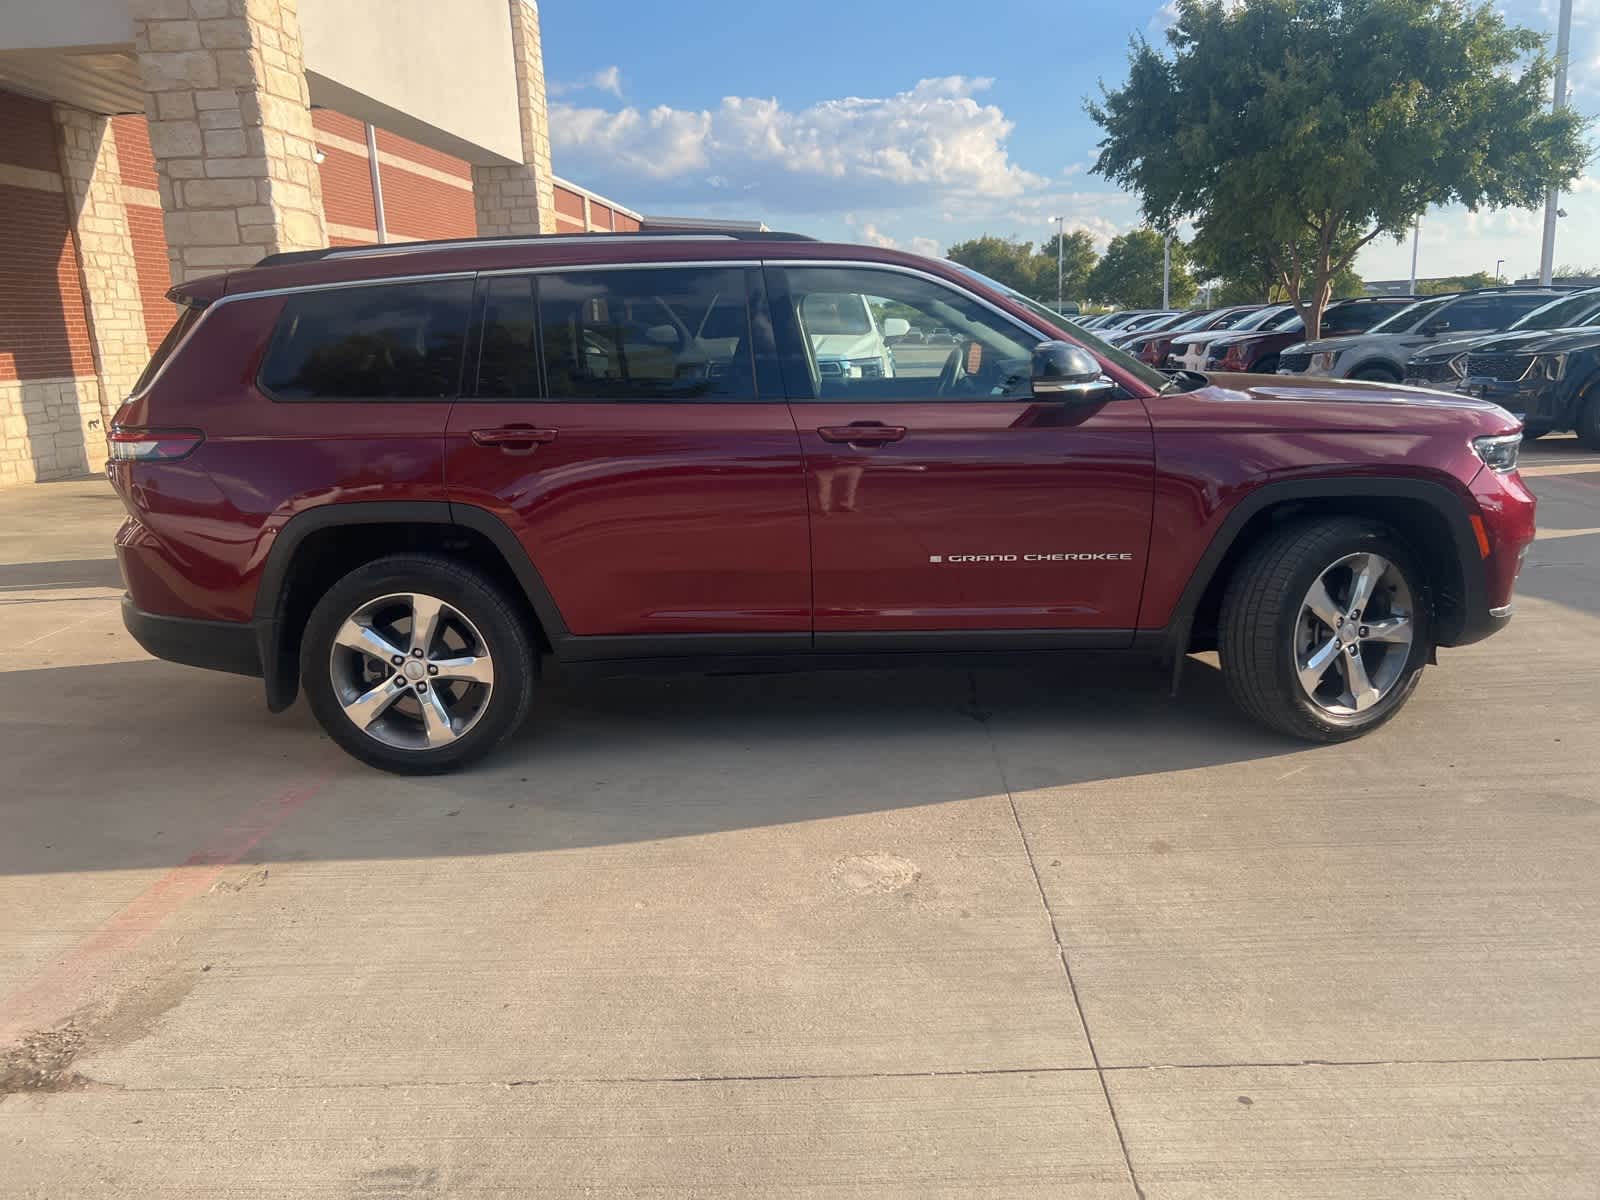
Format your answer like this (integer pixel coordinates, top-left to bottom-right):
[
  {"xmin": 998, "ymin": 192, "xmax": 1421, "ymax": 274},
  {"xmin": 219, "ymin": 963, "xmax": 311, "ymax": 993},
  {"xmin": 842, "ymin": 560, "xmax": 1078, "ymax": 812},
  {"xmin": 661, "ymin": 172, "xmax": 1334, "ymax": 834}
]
[
  {"xmin": 1164, "ymin": 475, "xmax": 1487, "ymax": 649},
  {"xmin": 252, "ymin": 500, "xmax": 567, "ymax": 711}
]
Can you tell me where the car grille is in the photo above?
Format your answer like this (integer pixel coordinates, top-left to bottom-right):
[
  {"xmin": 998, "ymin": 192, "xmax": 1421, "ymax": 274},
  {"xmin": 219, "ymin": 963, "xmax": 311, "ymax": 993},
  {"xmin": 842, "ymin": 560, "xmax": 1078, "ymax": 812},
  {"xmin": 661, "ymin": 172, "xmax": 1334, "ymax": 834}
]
[
  {"xmin": 1278, "ymin": 351, "xmax": 1312, "ymax": 373},
  {"xmin": 1464, "ymin": 353, "xmax": 1533, "ymax": 382},
  {"xmin": 1406, "ymin": 360, "xmax": 1460, "ymax": 384}
]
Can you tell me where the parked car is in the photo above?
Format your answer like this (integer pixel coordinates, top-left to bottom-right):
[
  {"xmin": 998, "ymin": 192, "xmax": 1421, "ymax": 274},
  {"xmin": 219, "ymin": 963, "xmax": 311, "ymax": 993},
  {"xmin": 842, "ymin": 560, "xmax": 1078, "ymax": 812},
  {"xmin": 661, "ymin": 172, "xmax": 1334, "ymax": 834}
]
[
  {"xmin": 1169, "ymin": 304, "xmax": 1300, "ymax": 371},
  {"xmin": 802, "ymin": 290, "xmax": 904, "ymax": 380},
  {"xmin": 1122, "ymin": 305, "xmax": 1264, "ymax": 367},
  {"xmin": 1105, "ymin": 309, "xmax": 1202, "ymax": 347},
  {"xmin": 1456, "ymin": 322, "xmax": 1600, "ymax": 446},
  {"xmin": 1402, "ymin": 286, "xmax": 1600, "ymax": 391},
  {"xmin": 111, "ymin": 231, "xmax": 1534, "ymax": 772},
  {"xmin": 1278, "ymin": 286, "xmax": 1573, "ymax": 382},
  {"xmin": 1201, "ymin": 297, "xmax": 1418, "ymax": 374}
]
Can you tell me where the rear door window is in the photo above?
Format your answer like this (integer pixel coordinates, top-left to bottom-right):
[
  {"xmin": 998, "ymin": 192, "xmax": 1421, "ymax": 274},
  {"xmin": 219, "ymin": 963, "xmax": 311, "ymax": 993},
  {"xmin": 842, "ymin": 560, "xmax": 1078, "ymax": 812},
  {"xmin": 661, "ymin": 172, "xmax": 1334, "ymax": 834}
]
[
  {"xmin": 538, "ymin": 268, "xmax": 756, "ymax": 400},
  {"xmin": 259, "ymin": 279, "xmax": 473, "ymax": 400},
  {"xmin": 1442, "ymin": 294, "xmax": 1554, "ymax": 331}
]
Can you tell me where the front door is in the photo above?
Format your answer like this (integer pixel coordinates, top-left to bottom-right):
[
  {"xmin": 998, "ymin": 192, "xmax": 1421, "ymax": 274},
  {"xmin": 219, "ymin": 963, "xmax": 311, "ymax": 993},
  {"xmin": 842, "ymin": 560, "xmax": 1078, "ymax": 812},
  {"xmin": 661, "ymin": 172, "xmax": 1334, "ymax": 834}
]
[
  {"xmin": 445, "ymin": 264, "xmax": 811, "ymax": 655},
  {"xmin": 771, "ymin": 264, "xmax": 1155, "ymax": 644}
]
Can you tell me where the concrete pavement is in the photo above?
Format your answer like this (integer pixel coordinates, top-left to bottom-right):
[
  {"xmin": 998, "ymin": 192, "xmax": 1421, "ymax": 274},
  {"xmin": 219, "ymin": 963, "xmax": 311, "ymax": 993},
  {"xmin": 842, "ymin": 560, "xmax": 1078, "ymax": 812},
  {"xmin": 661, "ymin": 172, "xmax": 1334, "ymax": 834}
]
[{"xmin": 1, "ymin": 439, "xmax": 1598, "ymax": 1196}]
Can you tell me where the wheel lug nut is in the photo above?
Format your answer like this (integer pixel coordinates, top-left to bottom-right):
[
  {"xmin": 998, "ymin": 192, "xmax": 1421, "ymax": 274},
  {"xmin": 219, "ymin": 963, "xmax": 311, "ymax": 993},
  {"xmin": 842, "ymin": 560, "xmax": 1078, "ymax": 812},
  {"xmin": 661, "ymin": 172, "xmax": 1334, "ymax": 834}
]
[
  {"xmin": 411, "ymin": 647, "xmax": 424, "ymax": 657},
  {"xmin": 416, "ymin": 682, "xmax": 427, "ymax": 693},
  {"xmin": 427, "ymin": 664, "xmax": 438, "ymax": 675},
  {"xmin": 1359, "ymin": 626, "xmax": 1370, "ymax": 638},
  {"xmin": 391, "ymin": 655, "xmax": 403, "ymax": 666}
]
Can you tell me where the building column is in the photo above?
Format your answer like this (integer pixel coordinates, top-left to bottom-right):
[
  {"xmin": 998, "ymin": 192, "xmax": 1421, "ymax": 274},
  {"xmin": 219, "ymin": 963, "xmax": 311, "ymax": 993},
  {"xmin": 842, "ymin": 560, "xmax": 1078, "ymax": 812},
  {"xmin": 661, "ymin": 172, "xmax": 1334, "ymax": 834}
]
[
  {"xmin": 52, "ymin": 105, "xmax": 151, "ymax": 436},
  {"xmin": 130, "ymin": 0, "xmax": 326, "ymax": 284},
  {"xmin": 472, "ymin": 0, "xmax": 557, "ymax": 236}
]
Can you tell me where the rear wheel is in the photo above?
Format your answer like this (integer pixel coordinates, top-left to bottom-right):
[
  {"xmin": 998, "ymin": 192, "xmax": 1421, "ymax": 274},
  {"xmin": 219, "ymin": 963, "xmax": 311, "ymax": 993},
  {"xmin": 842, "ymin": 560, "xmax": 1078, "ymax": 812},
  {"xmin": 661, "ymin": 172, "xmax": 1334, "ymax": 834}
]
[
  {"xmin": 1219, "ymin": 519, "xmax": 1430, "ymax": 742},
  {"xmin": 302, "ymin": 555, "xmax": 535, "ymax": 773},
  {"xmin": 1577, "ymin": 389, "xmax": 1600, "ymax": 450}
]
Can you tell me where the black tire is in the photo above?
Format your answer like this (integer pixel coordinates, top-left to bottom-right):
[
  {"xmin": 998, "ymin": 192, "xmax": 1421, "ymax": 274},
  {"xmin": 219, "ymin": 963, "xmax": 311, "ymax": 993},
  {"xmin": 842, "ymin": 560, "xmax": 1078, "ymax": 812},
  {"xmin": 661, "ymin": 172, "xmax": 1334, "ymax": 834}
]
[
  {"xmin": 1520, "ymin": 426, "xmax": 1550, "ymax": 442},
  {"xmin": 1218, "ymin": 518, "xmax": 1431, "ymax": 743},
  {"xmin": 1350, "ymin": 364, "xmax": 1401, "ymax": 383},
  {"xmin": 301, "ymin": 554, "xmax": 536, "ymax": 774},
  {"xmin": 1576, "ymin": 389, "xmax": 1600, "ymax": 451}
]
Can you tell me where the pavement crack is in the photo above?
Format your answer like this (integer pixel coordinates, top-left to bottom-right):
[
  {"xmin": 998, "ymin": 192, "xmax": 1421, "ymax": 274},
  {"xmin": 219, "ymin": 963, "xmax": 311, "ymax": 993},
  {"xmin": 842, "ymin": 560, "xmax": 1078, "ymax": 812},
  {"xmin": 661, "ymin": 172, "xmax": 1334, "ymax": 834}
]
[{"xmin": 972, "ymin": 669, "xmax": 1146, "ymax": 1200}]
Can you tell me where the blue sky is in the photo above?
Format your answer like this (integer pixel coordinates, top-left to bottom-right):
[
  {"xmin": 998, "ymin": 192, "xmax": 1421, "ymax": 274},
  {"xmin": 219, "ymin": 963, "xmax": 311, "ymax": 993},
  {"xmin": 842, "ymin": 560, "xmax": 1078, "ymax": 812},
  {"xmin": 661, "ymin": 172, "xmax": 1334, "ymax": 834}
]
[{"xmin": 541, "ymin": 0, "xmax": 1600, "ymax": 284}]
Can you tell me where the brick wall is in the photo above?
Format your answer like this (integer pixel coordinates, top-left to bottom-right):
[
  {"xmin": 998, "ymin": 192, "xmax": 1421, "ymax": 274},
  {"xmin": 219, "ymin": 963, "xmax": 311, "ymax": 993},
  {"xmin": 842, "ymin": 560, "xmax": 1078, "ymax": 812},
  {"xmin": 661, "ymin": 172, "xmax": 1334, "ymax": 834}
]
[
  {"xmin": 111, "ymin": 116, "xmax": 175, "ymax": 351},
  {"xmin": 373, "ymin": 127, "xmax": 475, "ymax": 241},
  {"xmin": 0, "ymin": 90, "xmax": 100, "ymax": 484}
]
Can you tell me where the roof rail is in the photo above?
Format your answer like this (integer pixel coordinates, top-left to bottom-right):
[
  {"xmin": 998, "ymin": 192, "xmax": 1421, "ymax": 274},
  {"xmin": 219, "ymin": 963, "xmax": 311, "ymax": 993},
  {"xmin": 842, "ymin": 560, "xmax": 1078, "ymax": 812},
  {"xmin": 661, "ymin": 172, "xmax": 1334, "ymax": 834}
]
[{"xmin": 255, "ymin": 228, "xmax": 817, "ymax": 268}]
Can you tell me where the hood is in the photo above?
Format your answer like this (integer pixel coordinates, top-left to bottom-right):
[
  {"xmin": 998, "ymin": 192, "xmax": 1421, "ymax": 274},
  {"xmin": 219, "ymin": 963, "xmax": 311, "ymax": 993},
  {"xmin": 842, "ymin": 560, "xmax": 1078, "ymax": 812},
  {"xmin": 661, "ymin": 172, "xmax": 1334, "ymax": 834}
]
[
  {"xmin": 810, "ymin": 331, "xmax": 881, "ymax": 358},
  {"xmin": 1147, "ymin": 375, "xmax": 1521, "ymax": 436},
  {"xmin": 1466, "ymin": 325, "xmax": 1600, "ymax": 355},
  {"xmin": 1407, "ymin": 332, "xmax": 1514, "ymax": 363},
  {"xmin": 1294, "ymin": 332, "xmax": 1422, "ymax": 354}
]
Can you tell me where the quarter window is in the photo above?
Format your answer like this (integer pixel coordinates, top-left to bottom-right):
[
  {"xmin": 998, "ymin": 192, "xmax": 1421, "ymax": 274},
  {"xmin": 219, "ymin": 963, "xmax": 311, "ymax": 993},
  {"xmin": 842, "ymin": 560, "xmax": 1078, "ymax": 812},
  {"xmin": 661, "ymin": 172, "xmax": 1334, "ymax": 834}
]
[
  {"xmin": 539, "ymin": 268, "xmax": 756, "ymax": 400},
  {"xmin": 259, "ymin": 279, "xmax": 473, "ymax": 400}
]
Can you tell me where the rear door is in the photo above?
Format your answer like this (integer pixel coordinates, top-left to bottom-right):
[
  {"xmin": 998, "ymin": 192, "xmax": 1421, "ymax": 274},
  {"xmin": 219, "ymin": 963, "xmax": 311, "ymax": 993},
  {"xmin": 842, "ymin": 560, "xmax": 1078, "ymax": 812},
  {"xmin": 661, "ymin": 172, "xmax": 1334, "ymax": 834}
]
[
  {"xmin": 445, "ymin": 263, "xmax": 811, "ymax": 654},
  {"xmin": 770, "ymin": 262, "xmax": 1156, "ymax": 645}
]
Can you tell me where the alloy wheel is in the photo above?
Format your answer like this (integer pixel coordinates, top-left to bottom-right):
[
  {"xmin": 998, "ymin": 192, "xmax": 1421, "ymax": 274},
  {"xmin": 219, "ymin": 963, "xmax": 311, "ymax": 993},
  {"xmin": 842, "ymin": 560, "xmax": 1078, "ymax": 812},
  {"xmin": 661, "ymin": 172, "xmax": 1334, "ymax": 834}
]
[
  {"xmin": 328, "ymin": 592, "xmax": 495, "ymax": 750},
  {"xmin": 1292, "ymin": 552, "xmax": 1415, "ymax": 716}
]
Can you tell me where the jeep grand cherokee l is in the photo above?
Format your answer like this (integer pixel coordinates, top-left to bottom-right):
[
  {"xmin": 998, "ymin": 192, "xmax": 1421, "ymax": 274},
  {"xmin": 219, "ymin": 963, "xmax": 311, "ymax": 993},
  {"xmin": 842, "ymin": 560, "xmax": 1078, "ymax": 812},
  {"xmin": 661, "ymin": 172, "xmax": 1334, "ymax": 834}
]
[
  {"xmin": 110, "ymin": 232, "xmax": 1535, "ymax": 773},
  {"xmin": 1279, "ymin": 286, "xmax": 1572, "ymax": 382}
]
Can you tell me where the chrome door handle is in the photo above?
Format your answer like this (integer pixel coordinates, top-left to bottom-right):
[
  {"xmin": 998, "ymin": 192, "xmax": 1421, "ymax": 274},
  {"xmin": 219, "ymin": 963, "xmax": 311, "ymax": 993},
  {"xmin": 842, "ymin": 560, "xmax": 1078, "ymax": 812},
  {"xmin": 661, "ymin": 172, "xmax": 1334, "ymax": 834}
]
[
  {"xmin": 470, "ymin": 425, "xmax": 558, "ymax": 449},
  {"xmin": 817, "ymin": 423, "xmax": 907, "ymax": 446}
]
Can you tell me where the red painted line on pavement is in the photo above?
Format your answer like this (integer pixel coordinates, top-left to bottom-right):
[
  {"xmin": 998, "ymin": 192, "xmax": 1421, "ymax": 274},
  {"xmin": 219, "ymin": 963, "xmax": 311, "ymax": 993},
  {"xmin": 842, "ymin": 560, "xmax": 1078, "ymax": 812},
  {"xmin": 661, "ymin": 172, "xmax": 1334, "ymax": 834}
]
[{"xmin": 0, "ymin": 774, "xmax": 327, "ymax": 1046}]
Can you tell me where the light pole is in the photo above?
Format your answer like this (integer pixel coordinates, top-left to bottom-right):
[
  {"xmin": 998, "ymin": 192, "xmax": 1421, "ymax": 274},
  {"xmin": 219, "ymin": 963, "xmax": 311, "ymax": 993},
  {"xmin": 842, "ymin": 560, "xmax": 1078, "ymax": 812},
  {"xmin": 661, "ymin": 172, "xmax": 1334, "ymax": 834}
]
[
  {"xmin": 1162, "ymin": 235, "xmax": 1171, "ymax": 309},
  {"xmin": 1540, "ymin": 0, "xmax": 1573, "ymax": 285},
  {"xmin": 1050, "ymin": 216, "xmax": 1065, "ymax": 311},
  {"xmin": 1409, "ymin": 215, "xmax": 1421, "ymax": 294},
  {"xmin": 1495, "ymin": 258, "xmax": 1505, "ymax": 283}
]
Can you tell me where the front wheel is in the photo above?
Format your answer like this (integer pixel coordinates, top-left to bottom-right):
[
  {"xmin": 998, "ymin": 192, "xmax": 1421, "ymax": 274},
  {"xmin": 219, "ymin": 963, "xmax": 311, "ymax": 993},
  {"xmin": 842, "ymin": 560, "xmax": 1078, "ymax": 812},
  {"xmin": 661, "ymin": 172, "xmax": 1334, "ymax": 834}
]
[
  {"xmin": 1219, "ymin": 519, "xmax": 1430, "ymax": 742},
  {"xmin": 301, "ymin": 555, "xmax": 536, "ymax": 773}
]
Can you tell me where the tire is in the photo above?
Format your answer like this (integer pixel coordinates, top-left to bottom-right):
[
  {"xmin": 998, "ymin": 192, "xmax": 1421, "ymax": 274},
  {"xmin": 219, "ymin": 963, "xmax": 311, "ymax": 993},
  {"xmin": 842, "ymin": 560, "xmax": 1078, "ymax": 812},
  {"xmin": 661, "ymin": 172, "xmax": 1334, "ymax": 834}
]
[
  {"xmin": 1577, "ymin": 389, "xmax": 1600, "ymax": 451},
  {"xmin": 1350, "ymin": 364, "xmax": 1401, "ymax": 383},
  {"xmin": 1520, "ymin": 426, "xmax": 1550, "ymax": 442},
  {"xmin": 1218, "ymin": 518, "xmax": 1431, "ymax": 743},
  {"xmin": 301, "ymin": 554, "xmax": 536, "ymax": 774}
]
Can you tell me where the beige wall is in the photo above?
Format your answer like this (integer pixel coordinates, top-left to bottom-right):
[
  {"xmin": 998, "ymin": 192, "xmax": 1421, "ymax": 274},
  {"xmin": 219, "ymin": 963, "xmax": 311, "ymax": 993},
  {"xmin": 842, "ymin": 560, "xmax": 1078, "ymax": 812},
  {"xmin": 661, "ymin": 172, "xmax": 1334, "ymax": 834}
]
[
  {"xmin": 0, "ymin": 0, "xmax": 132, "ymax": 52},
  {"xmin": 298, "ymin": 0, "xmax": 522, "ymax": 166}
]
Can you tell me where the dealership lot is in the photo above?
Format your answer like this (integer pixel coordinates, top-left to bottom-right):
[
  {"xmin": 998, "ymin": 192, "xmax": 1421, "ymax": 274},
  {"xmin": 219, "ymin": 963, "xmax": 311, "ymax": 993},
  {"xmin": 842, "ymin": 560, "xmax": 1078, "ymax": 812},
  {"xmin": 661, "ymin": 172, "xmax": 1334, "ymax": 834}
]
[{"xmin": 2, "ymin": 441, "xmax": 1598, "ymax": 1197}]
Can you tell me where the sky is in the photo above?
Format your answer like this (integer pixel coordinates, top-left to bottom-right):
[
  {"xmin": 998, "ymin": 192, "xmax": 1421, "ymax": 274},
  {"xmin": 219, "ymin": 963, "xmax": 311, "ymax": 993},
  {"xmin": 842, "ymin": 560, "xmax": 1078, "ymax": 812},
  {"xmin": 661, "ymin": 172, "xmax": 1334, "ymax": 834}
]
[{"xmin": 540, "ymin": 0, "xmax": 1600, "ymax": 285}]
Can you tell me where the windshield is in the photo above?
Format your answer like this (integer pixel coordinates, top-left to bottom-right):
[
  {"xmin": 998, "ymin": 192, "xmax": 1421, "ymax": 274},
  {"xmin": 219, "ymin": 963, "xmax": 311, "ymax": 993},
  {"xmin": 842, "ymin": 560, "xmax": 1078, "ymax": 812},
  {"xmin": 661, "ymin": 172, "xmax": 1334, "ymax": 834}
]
[
  {"xmin": 1213, "ymin": 307, "xmax": 1268, "ymax": 330},
  {"xmin": 1368, "ymin": 294, "xmax": 1453, "ymax": 334},
  {"xmin": 1511, "ymin": 289, "xmax": 1600, "ymax": 331},
  {"xmin": 946, "ymin": 263, "xmax": 1170, "ymax": 392},
  {"xmin": 802, "ymin": 292, "xmax": 872, "ymax": 335}
]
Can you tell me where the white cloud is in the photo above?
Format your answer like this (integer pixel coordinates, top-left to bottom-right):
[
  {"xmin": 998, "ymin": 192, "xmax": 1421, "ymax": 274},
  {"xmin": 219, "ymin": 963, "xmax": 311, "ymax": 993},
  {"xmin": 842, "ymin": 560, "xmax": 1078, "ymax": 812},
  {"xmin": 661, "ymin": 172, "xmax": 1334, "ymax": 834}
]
[
  {"xmin": 551, "ymin": 65, "xmax": 623, "ymax": 98},
  {"xmin": 550, "ymin": 76, "xmax": 1044, "ymax": 210},
  {"xmin": 909, "ymin": 235, "xmax": 943, "ymax": 257}
]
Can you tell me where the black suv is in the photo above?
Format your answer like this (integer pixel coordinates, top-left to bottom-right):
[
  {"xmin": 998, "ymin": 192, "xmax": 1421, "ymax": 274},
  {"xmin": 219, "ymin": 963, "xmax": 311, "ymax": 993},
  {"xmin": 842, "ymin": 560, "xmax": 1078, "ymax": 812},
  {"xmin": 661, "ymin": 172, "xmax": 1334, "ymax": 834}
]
[
  {"xmin": 1458, "ymin": 323, "xmax": 1600, "ymax": 446},
  {"xmin": 1404, "ymin": 287, "xmax": 1600, "ymax": 398}
]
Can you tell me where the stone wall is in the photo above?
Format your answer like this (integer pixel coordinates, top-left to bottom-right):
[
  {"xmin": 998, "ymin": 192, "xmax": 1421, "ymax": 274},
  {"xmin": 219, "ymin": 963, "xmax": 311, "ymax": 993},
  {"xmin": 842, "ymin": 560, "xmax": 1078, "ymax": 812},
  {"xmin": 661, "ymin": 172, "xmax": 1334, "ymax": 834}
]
[
  {"xmin": 472, "ymin": 0, "xmax": 555, "ymax": 237},
  {"xmin": 0, "ymin": 378, "xmax": 102, "ymax": 485}
]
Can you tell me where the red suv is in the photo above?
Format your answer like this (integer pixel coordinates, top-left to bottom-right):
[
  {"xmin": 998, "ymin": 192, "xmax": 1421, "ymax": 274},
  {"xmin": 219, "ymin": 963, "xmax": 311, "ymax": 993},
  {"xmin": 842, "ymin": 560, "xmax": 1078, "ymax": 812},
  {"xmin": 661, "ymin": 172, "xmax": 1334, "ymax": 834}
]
[{"xmin": 110, "ymin": 232, "xmax": 1535, "ymax": 773}]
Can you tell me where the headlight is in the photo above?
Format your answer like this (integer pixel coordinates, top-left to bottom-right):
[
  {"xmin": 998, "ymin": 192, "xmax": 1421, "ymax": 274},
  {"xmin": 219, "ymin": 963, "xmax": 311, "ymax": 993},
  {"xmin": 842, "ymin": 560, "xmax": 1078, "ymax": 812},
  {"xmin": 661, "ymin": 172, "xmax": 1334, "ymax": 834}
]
[
  {"xmin": 1471, "ymin": 432, "xmax": 1521, "ymax": 473},
  {"xmin": 1311, "ymin": 350, "xmax": 1340, "ymax": 372},
  {"xmin": 1532, "ymin": 353, "xmax": 1567, "ymax": 381},
  {"xmin": 1446, "ymin": 354, "xmax": 1468, "ymax": 380}
]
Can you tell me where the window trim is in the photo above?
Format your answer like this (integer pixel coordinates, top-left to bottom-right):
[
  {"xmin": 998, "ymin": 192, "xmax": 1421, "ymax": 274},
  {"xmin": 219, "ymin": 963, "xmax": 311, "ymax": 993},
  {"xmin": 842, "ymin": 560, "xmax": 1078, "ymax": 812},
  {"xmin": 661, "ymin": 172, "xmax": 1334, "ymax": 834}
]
[
  {"xmin": 470, "ymin": 263, "xmax": 779, "ymax": 404},
  {"xmin": 255, "ymin": 275, "xmax": 478, "ymax": 404},
  {"xmin": 765, "ymin": 261, "xmax": 1054, "ymax": 404}
]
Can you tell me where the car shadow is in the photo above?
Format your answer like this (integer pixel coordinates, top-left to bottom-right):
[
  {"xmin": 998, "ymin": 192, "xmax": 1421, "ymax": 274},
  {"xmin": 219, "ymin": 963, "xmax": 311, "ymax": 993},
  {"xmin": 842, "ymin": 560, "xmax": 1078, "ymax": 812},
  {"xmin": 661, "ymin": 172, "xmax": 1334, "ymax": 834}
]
[
  {"xmin": 0, "ymin": 653, "xmax": 1300, "ymax": 876},
  {"xmin": 0, "ymin": 558, "xmax": 124, "ymax": 593}
]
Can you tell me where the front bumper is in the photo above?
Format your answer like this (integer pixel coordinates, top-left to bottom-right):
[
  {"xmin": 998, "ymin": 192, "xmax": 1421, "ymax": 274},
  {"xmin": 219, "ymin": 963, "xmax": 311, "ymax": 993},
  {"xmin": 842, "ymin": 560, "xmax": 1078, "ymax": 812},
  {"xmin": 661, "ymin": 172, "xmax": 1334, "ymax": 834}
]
[
  {"xmin": 122, "ymin": 595, "xmax": 262, "ymax": 677},
  {"xmin": 1460, "ymin": 377, "xmax": 1563, "ymax": 425}
]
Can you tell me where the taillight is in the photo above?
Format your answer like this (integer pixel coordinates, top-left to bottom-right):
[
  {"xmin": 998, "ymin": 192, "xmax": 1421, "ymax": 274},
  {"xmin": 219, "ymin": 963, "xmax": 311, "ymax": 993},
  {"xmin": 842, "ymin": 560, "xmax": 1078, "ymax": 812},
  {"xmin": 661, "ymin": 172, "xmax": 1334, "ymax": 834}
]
[
  {"xmin": 1222, "ymin": 344, "xmax": 1249, "ymax": 369},
  {"xmin": 108, "ymin": 427, "xmax": 204, "ymax": 461}
]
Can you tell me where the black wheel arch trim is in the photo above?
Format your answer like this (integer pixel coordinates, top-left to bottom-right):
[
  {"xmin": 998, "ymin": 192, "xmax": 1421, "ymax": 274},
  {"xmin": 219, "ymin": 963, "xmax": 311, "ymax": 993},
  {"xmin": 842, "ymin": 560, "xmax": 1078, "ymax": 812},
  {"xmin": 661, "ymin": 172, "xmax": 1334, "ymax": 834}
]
[
  {"xmin": 252, "ymin": 499, "xmax": 569, "ymax": 711},
  {"xmin": 1163, "ymin": 476, "xmax": 1490, "ymax": 653}
]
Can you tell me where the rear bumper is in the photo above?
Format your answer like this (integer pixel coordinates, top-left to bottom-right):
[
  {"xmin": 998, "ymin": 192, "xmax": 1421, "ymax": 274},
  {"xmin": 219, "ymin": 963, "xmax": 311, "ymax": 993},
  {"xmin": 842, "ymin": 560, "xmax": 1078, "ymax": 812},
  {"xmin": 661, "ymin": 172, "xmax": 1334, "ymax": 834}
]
[{"xmin": 122, "ymin": 595, "xmax": 262, "ymax": 677}]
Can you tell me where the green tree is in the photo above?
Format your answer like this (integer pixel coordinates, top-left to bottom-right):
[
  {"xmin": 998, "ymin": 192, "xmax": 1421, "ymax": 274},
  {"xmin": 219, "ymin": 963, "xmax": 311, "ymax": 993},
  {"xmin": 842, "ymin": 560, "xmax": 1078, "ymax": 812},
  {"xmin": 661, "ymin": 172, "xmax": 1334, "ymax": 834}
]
[
  {"xmin": 1416, "ymin": 271, "xmax": 1498, "ymax": 295},
  {"xmin": 1086, "ymin": 229, "xmax": 1196, "ymax": 308},
  {"xmin": 1088, "ymin": 0, "xmax": 1589, "ymax": 339},
  {"xmin": 1193, "ymin": 224, "xmax": 1367, "ymax": 304},
  {"xmin": 1038, "ymin": 230, "xmax": 1099, "ymax": 305},
  {"xmin": 1555, "ymin": 264, "xmax": 1600, "ymax": 282},
  {"xmin": 945, "ymin": 236, "xmax": 1050, "ymax": 298}
]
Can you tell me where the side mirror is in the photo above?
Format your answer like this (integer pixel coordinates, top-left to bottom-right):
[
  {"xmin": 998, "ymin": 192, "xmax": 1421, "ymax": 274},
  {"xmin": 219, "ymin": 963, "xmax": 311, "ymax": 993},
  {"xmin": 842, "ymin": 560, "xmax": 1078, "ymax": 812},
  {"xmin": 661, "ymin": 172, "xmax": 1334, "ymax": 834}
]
[
  {"xmin": 1031, "ymin": 340, "xmax": 1117, "ymax": 402},
  {"xmin": 882, "ymin": 317, "xmax": 910, "ymax": 338}
]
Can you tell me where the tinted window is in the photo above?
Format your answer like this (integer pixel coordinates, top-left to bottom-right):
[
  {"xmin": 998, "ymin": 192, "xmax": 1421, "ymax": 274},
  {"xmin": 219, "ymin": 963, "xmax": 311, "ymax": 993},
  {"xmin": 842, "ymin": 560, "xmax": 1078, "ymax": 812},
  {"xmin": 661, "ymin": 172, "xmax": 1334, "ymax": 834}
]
[
  {"xmin": 1510, "ymin": 290, "xmax": 1600, "ymax": 330},
  {"xmin": 540, "ymin": 268, "xmax": 754, "ymax": 400},
  {"xmin": 133, "ymin": 301, "xmax": 204, "ymax": 394},
  {"xmin": 784, "ymin": 266, "xmax": 1043, "ymax": 401},
  {"xmin": 1370, "ymin": 294, "xmax": 1453, "ymax": 333},
  {"xmin": 1323, "ymin": 301, "xmax": 1395, "ymax": 331},
  {"xmin": 260, "ymin": 280, "xmax": 472, "ymax": 400},
  {"xmin": 1443, "ymin": 294, "xmax": 1553, "ymax": 331}
]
